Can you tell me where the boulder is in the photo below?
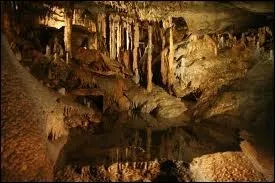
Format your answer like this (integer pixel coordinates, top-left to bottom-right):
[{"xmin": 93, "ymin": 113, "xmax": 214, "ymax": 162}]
[{"xmin": 190, "ymin": 151, "xmax": 266, "ymax": 182}]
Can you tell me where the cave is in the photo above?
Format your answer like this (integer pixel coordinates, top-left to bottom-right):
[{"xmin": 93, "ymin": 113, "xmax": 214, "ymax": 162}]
[{"xmin": 1, "ymin": 1, "xmax": 274, "ymax": 182}]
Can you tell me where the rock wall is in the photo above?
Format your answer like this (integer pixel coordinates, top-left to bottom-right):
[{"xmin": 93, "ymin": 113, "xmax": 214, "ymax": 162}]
[{"xmin": 1, "ymin": 32, "xmax": 101, "ymax": 181}]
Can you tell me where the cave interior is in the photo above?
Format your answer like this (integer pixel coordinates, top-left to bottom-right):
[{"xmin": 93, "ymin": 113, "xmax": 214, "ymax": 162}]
[{"xmin": 1, "ymin": 1, "xmax": 274, "ymax": 182}]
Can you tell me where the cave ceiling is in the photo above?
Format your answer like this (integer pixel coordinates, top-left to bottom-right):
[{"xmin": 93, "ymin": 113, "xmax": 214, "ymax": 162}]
[{"xmin": 67, "ymin": 1, "xmax": 274, "ymax": 34}]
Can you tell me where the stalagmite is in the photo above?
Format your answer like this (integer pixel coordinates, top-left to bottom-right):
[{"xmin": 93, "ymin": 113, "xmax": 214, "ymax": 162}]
[
  {"xmin": 147, "ymin": 24, "xmax": 153, "ymax": 92},
  {"xmin": 258, "ymin": 27, "xmax": 266, "ymax": 46},
  {"xmin": 252, "ymin": 36, "xmax": 256, "ymax": 46},
  {"xmin": 241, "ymin": 33, "xmax": 246, "ymax": 46},
  {"xmin": 204, "ymin": 34, "xmax": 218, "ymax": 56},
  {"xmin": 133, "ymin": 21, "xmax": 140, "ymax": 84},
  {"xmin": 233, "ymin": 36, "xmax": 237, "ymax": 47},
  {"xmin": 160, "ymin": 27, "xmax": 167, "ymax": 85},
  {"xmin": 167, "ymin": 17, "xmax": 174, "ymax": 90},
  {"xmin": 64, "ymin": 7, "xmax": 72, "ymax": 64},
  {"xmin": 218, "ymin": 35, "xmax": 224, "ymax": 49}
]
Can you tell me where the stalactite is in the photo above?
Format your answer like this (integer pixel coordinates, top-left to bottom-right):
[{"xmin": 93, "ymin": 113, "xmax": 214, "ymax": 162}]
[
  {"xmin": 119, "ymin": 21, "xmax": 122, "ymax": 50},
  {"xmin": 147, "ymin": 23, "xmax": 153, "ymax": 92},
  {"xmin": 133, "ymin": 21, "xmax": 140, "ymax": 84},
  {"xmin": 73, "ymin": 9, "xmax": 76, "ymax": 24},
  {"xmin": 129, "ymin": 21, "xmax": 133, "ymax": 51},
  {"xmin": 109, "ymin": 15, "xmax": 112, "ymax": 58},
  {"xmin": 160, "ymin": 26, "xmax": 167, "ymax": 85},
  {"xmin": 102, "ymin": 13, "xmax": 106, "ymax": 38},
  {"xmin": 116, "ymin": 20, "xmax": 120, "ymax": 59},
  {"xmin": 126, "ymin": 19, "xmax": 129, "ymax": 50},
  {"xmin": 121, "ymin": 20, "xmax": 125, "ymax": 50},
  {"xmin": 64, "ymin": 7, "xmax": 72, "ymax": 64},
  {"xmin": 112, "ymin": 20, "xmax": 116, "ymax": 60},
  {"xmin": 96, "ymin": 14, "xmax": 101, "ymax": 51},
  {"xmin": 167, "ymin": 17, "xmax": 174, "ymax": 90}
]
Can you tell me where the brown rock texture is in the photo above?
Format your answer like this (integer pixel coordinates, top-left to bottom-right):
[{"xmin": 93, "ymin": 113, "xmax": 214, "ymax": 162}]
[
  {"xmin": 240, "ymin": 140, "xmax": 274, "ymax": 182},
  {"xmin": 1, "ymin": 32, "xmax": 101, "ymax": 181},
  {"xmin": 1, "ymin": 33, "xmax": 55, "ymax": 181},
  {"xmin": 190, "ymin": 151, "xmax": 266, "ymax": 182}
]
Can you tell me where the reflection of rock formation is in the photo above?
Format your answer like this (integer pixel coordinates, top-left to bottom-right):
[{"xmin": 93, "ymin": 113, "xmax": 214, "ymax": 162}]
[
  {"xmin": 53, "ymin": 121, "xmax": 240, "ymax": 176},
  {"xmin": 56, "ymin": 159, "xmax": 192, "ymax": 182}
]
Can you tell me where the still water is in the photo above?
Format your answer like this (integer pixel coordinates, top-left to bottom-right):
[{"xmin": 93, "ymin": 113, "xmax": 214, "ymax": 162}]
[{"xmin": 58, "ymin": 112, "xmax": 241, "ymax": 168}]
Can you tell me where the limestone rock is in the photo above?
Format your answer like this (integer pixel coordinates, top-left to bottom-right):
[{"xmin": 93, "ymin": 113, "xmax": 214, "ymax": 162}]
[
  {"xmin": 126, "ymin": 85, "xmax": 189, "ymax": 119},
  {"xmin": 240, "ymin": 140, "xmax": 274, "ymax": 182},
  {"xmin": 190, "ymin": 151, "xmax": 266, "ymax": 182}
]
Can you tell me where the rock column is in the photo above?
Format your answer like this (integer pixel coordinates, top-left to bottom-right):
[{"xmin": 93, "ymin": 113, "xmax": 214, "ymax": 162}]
[{"xmin": 147, "ymin": 24, "xmax": 153, "ymax": 92}]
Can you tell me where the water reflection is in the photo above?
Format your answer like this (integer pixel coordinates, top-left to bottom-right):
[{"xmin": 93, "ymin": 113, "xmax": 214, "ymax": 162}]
[{"xmin": 56, "ymin": 112, "xmax": 240, "ymax": 170}]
